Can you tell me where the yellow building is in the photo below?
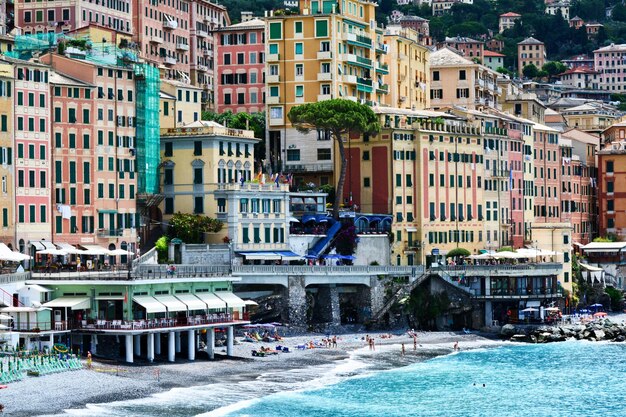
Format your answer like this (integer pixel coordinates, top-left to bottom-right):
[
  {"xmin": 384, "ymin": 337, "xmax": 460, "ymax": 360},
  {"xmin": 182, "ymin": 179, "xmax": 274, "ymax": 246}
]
[
  {"xmin": 0, "ymin": 34, "xmax": 14, "ymax": 55},
  {"xmin": 159, "ymin": 91, "xmax": 177, "ymax": 130},
  {"xmin": 560, "ymin": 102, "xmax": 621, "ymax": 135},
  {"xmin": 382, "ymin": 25, "xmax": 430, "ymax": 110},
  {"xmin": 0, "ymin": 63, "xmax": 13, "ymax": 247},
  {"xmin": 517, "ymin": 37, "xmax": 546, "ymax": 76},
  {"xmin": 160, "ymin": 80, "xmax": 204, "ymax": 127},
  {"xmin": 429, "ymin": 47, "xmax": 502, "ymax": 111},
  {"xmin": 530, "ymin": 223, "xmax": 573, "ymax": 295},
  {"xmin": 67, "ymin": 24, "xmax": 132, "ymax": 45},
  {"xmin": 265, "ymin": 0, "xmax": 390, "ymax": 186}
]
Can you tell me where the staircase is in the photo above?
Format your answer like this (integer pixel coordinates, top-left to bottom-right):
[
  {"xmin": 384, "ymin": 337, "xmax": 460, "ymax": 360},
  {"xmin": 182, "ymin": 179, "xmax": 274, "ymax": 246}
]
[
  {"xmin": 370, "ymin": 271, "xmax": 429, "ymax": 322},
  {"xmin": 0, "ymin": 287, "xmax": 23, "ymax": 308}
]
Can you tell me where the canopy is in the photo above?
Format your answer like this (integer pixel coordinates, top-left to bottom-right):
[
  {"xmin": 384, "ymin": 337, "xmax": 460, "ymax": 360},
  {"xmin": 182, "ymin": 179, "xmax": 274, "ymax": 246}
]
[
  {"xmin": 288, "ymin": 217, "xmax": 300, "ymax": 223},
  {"xmin": 0, "ymin": 243, "xmax": 31, "ymax": 262},
  {"xmin": 94, "ymin": 295, "xmax": 124, "ymax": 300},
  {"xmin": 43, "ymin": 297, "xmax": 91, "ymax": 310},
  {"xmin": 215, "ymin": 292, "xmax": 246, "ymax": 309},
  {"xmin": 1, "ymin": 306, "xmax": 50, "ymax": 313},
  {"xmin": 56, "ymin": 243, "xmax": 86, "ymax": 255},
  {"xmin": 302, "ymin": 215, "xmax": 317, "ymax": 223},
  {"xmin": 24, "ymin": 284, "xmax": 52, "ymax": 293},
  {"xmin": 238, "ymin": 251, "xmax": 281, "ymax": 261},
  {"xmin": 581, "ymin": 242, "xmax": 626, "ymax": 253},
  {"xmin": 38, "ymin": 248, "xmax": 68, "ymax": 256},
  {"xmin": 108, "ymin": 249, "xmax": 134, "ymax": 256},
  {"xmin": 133, "ymin": 296, "xmax": 167, "ymax": 314},
  {"xmin": 154, "ymin": 295, "xmax": 188, "ymax": 313},
  {"xmin": 521, "ymin": 307, "xmax": 538, "ymax": 313},
  {"xmin": 30, "ymin": 241, "xmax": 56, "ymax": 251},
  {"xmin": 0, "ymin": 324, "xmax": 10, "ymax": 330},
  {"xmin": 544, "ymin": 307, "xmax": 560, "ymax": 312},
  {"xmin": 275, "ymin": 251, "xmax": 302, "ymax": 261},
  {"xmin": 195, "ymin": 292, "xmax": 227, "ymax": 309},
  {"xmin": 0, "ymin": 313, "xmax": 13, "ymax": 320},
  {"xmin": 79, "ymin": 245, "xmax": 111, "ymax": 256},
  {"xmin": 244, "ymin": 300, "xmax": 258, "ymax": 306},
  {"xmin": 174, "ymin": 294, "xmax": 208, "ymax": 311}
]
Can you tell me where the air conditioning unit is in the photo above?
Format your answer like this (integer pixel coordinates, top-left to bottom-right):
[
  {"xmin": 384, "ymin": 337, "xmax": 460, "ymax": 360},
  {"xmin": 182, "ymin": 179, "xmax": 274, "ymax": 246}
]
[{"xmin": 399, "ymin": 96, "xmax": 406, "ymax": 102}]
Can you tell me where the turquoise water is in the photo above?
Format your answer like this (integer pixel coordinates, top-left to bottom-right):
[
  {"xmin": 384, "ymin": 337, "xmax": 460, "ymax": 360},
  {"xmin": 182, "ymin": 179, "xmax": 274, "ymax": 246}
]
[{"xmin": 60, "ymin": 341, "xmax": 626, "ymax": 417}]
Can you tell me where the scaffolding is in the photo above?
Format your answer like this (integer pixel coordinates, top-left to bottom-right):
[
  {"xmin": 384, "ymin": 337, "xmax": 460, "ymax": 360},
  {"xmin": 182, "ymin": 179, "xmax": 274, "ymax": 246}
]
[{"xmin": 134, "ymin": 63, "xmax": 161, "ymax": 196}]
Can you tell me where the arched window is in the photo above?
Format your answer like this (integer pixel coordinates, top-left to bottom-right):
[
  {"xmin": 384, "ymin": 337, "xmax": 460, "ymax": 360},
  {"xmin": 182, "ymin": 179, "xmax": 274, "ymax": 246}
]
[
  {"xmin": 108, "ymin": 243, "xmax": 116, "ymax": 265},
  {"xmin": 121, "ymin": 241, "xmax": 128, "ymax": 264}
]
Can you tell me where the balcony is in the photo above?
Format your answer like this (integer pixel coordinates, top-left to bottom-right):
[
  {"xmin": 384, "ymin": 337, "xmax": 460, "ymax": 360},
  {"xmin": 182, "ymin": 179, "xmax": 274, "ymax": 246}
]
[
  {"xmin": 475, "ymin": 78, "xmax": 485, "ymax": 87},
  {"xmin": 203, "ymin": 48, "xmax": 213, "ymax": 57},
  {"xmin": 149, "ymin": 36, "xmax": 163, "ymax": 44},
  {"xmin": 267, "ymin": 96, "xmax": 280, "ymax": 104},
  {"xmin": 317, "ymin": 51, "xmax": 332, "ymax": 60},
  {"xmin": 357, "ymin": 77, "xmax": 373, "ymax": 92},
  {"xmin": 375, "ymin": 62, "xmax": 389, "ymax": 74},
  {"xmin": 344, "ymin": 54, "xmax": 372, "ymax": 67},
  {"xmin": 196, "ymin": 29, "xmax": 208, "ymax": 38},
  {"xmin": 475, "ymin": 97, "xmax": 486, "ymax": 105},
  {"xmin": 176, "ymin": 43, "xmax": 190, "ymax": 51},
  {"xmin": 376, "ymin": 43, "xmax": 388, "ymax": 54},
  {"xmin": 163, "ymin": 56, "xmax": 177, "ymax": 65},
  {"xmin": 269, "ymin": 115, "xmax": 284, "ymax": 126},
  {"xmin": 284, "ymin": 162, "xmax": 334, "ymax": 173},
  {"xmin": 345, "ymin": 32, "xmax": 372, "ymax": 47},
  {"xmin": 490, "ymin": 169, "xmax": 511, "ymax": 177},
  {"xmin": 97, "ymin": 228, "xmax": 124, "ymax": 238},
  {"xmin": 317, "ymin": 94, "xmax": 332, "ymax": 101},
  {"xmin": 376, "ymin": 83, "xmax": 389, "ymax": 93},
  {"xmin": 196, "ymin": 64, "xmax": 208, "ymax": 72},
  {"xmin": 163, "ymin": 19, "xmax": 178, "ymax": 30},
  {"xmin": 342, "ymin": 53, "xmax": 358, "ymax": 62},
  {"xmin": 317, "ymin": 72, "xmax": 332, "ymax": 81},
  {"xmin": 267, "ymin": 74, "xmax": 280, "ymax": 83},
  {"xmin": 439, "ymin": 263, "xmax": 563, "ymax": 278},
  {"xmin": 267, "ymin": 53, "xmax": 280, "ymax": 62},
  {"xmin": 342, "ymin": 74, "xmax": 357, "ymax": 84}
]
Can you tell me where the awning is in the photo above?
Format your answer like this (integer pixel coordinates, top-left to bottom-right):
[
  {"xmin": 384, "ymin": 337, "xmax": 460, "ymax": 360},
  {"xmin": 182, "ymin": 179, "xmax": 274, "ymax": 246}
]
[
  {"xmin": 291, "ymin": 197, "xmax": 304, "ymax": 204},
  {"xmin": 30, "ymin": 241, "xmax": 56, "ymax": 251},
  {"xmin": 215, "ymin": 292, "xmax": 246, "ymax": 309},
  {"xmin": 288, "ymin": 217, "xmax": 300, "ymax": 223},
  {"xmin": 0, "ymin": 243, "xmax": 31, "ymax": 261},
  {"xmin": 275, "ymin": 251, "xmax": 302, "ymax": 261},
  {"xmin": 43, "ymin": 297, "xmax": 91, "ymax": 310},
  {"xmin": 405, "ymin": 227, "xmax": 418, "ymax": 232},
  {"xmin": 133, "ymin": 296, "xmax": 167, "ymax": 314},
  {"xmin": 94, "ymin": 295, "xmax": 125, "ymax": 300},
  {"xmin": 195, "ymin": 292, "xmax": 227, "ymax": 309},
  {"xmin": 302, "ymin": 215, "xmax": 317, "ymax": 223},
  {"xmin": 175, "ymin": 294, "xmax": 208, "ymax": 311},
  {"xmin": 56, "ymin": 242, "xmax": 86, "ymax": 255},
  {"xmin": 97, "ymin": 209, "xmax": 117, "ymax": 214},
  {"xmin": 24, "ymin": 284, "xmax": 52, "ymax": 293},
  {"xmin": 579, "ymin": 263, "xmax": 603, "ymax": 272},
  {"xmin": 154, "ymin": 295, "xmax": 188, "ymax": 312},
  {"xmin": 1, "ymin": 306, "xmax": 50, "ymax": 313},
  {"xmin": 526, "ymin": 301, "xmax": 541, "ymax": 307},
  {"xmin": 238, "ymin": 251, "xmax": 281, "ymax": 261},
  {"xmin": 244, "ymin": 300, "xmax": 258, "ymax": 306},
  {"xmin": 79, "ymin": 245, "xmax": 111, "ymax": 255},
  {"xmin": 368, "ymin": 217, "xmax": 382, "ymax": 223}
]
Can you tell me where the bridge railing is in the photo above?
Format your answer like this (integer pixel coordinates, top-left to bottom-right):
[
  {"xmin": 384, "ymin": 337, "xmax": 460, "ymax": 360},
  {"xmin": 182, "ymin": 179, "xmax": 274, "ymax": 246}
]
[{"xmin": 232, "ymin": 265, "xmax": 425, "ymax": 276}]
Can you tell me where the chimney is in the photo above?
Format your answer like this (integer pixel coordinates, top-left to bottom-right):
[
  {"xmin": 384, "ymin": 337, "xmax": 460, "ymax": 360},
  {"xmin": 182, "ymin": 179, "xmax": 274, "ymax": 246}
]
[{"xmin": 241, "ymin": 11, "xmax": 253, "ymax": 22}]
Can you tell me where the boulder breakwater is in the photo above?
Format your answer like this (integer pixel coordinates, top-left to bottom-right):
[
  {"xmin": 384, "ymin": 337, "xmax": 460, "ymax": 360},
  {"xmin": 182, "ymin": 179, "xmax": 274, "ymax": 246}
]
[{"xmin": 500, "ymin": 319, "xmax": 626, "ymax": 343}]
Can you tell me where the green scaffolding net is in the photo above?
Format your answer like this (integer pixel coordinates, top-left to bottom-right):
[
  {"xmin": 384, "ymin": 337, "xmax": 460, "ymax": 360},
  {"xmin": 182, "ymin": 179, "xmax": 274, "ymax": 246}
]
[{"xmin": 134, "ymin": 63, "xmax": 161, "ymax": 195}]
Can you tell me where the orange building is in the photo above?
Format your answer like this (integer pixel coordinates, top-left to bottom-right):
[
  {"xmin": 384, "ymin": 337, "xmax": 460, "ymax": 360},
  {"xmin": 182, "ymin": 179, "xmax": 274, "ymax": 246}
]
[{"xmin": 598, "ymin": 122, "xmax": 626, "ymax": 238}]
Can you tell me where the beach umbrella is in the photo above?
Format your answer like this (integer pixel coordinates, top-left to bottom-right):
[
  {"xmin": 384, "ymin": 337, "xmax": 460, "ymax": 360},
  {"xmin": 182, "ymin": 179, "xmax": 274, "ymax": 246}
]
[
  {"xmin": 521, "ymin": 307, "xmax": 538, "ymax": 313},
  {"xmin": 107, "ymin": 249, "xmax": 134, "ymax": 256},
  {"xmin": 593, "ymin": 312, "xmax": 607, "ymax": 318},
  {"xmin": 544, "ymin": 307, "xmax": 560, "ymax": 312},
  {"xmin": 589, "ymin": 303, "xmax": 603, "ymax": 308}
]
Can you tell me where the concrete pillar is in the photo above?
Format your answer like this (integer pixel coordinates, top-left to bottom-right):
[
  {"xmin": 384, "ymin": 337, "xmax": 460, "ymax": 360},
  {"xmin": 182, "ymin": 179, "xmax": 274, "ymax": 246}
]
[
  {"xmin": 155, "ymin": 333, "xmax": 161, "ymax": 355},
  {"xmin": 90, "ymin": 335, "xmax": 98, "ymax": 355},
  {"xmin": 175, "ymin": 331, "xmax": 181, "ymax": 353},
  {"xmin": 485, "ymin": 301, "xmax": 494, "ymax": 326},
  {"xmin": 187, "ymin": 330, "xmax": 195, "ymax": 361},
  {"xmin": 206, "ymin": 328, "xmax": 215, "ymax": 360},
  {"xmin": 125, "ymin": 335, "xmax": 134, "ymax": 363},
  {"xmin": 226, "ymin": 326, "xmax": 234, "ymax": 357},
  {"xmin": 167, "ymin": 331, "xmax": 175, "ymax": 362},
  {"xmin": 134, "ymin": 334, "xmax": 141, "ymax": 356},
  {"xmin": 329, "ymin": 285, "xmax": 341, "ymax": 325},
  {"xmin": 146, "ymin": 333, "xmax": 155, "ymax": 363},
  {"xmin": 288, "ymin": 276, "xmax": 308, "ymax": 326}
]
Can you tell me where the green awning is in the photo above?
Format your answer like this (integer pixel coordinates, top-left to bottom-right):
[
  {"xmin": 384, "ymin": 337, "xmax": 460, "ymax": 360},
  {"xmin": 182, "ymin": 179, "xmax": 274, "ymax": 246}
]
[{"xmin": 97, "ymin": 209, "xmax": 117, "ymax": 214}]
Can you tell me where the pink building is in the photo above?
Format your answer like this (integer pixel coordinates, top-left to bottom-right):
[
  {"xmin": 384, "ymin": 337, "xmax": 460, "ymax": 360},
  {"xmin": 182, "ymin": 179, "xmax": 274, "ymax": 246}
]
[
  {"xmin": 49, "ymin": 71, "xmax": 95, "ymax": 245},
  {"xmin": 14, "ymin": 0, "xmax": 132, "ymax": 35},
  {"xmin": 189, "ymin": 0, "xmax": 229, "ymax": 108},
  {"xmin": 42, "ymin": 53, "xmax": 138, "ymax": 255},
  {"xmin": 3, "ymin": 57, "xmax": 52, "ymax": 252},
  {"xmin": 504, "ymin": 116, "xmax": 525, "ymax": 248},
  {"xmin": 134, "ymin": 0, "xmax": 191, "ymax": 82},
  {"xmin": 215, "ymin": 18, "xmax": 265, "ymax": 113}
]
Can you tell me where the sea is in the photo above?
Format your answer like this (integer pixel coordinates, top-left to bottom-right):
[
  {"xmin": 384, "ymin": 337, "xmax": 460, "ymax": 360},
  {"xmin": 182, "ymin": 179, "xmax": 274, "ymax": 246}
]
[{"xmin": 59, "ymin": 341, "xmax": 626, "ymax": 417}]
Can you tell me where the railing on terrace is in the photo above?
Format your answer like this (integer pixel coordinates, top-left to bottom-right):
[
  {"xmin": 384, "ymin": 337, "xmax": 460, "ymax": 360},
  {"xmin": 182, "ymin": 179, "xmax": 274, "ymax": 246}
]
[
  {"xmin": 11, "ymin": 321, "xmax": 70, "ymax": 332},
  {"xmin": 440, "ymin": 263, "xmax": 562, "ymax": 275},
  {"xmin": 133, "ymin": 264, "xmax": 231, "ymax": 279},
  {"xmin": 31, "ymin": 268, "xmax": 131, "ymax": 281},
  {"xmin": 77, "ymin": 313, "xmax": 249, "ymax": 332},
  {"xmin": 480, "ymin": 288, "xmax": 563, "ymax": 297},
  {"xmin": 160, "ymin": 125, "xmax": 255, "ymax": 139},
  {"xmin": 0, "ymin": 271, "xmax": 30, "ymax": 285},
  {"xmin": 232, "ymin": 265, "xmax": 425, "ymax": 276}
]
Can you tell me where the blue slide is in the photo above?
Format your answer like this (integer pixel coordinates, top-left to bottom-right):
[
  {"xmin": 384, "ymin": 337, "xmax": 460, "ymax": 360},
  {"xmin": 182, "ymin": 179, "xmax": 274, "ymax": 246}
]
[{"xmin": 307, "ymin": 221, "xmax": 342, "ymax": 257}]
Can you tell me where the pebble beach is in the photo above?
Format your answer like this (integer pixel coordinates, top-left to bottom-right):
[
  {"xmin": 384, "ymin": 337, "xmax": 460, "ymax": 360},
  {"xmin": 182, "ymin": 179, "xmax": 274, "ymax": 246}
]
[{"xmin": 0, "ymin": 330, "xmax": 501, "ymax": 416}]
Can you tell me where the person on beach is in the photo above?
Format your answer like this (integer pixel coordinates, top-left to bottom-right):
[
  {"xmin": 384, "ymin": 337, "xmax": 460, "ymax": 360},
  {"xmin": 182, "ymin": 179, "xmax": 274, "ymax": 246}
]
[
  {"xmin": 332, "ymin": 335, "xmax": 337, "ymax": 348},
  {"xmin": 413, "ymin": 335, "xmax": 417, "ymax": 351},
  {"xmin": 453, "ymin": 341, "xmax": 459, "ymax": 351},
  {"xmin": 87, "ymin": 351, "xmax": 92, "ymax": 369},
  {"xmin": 401, "ymin": 343, "xmax": 405, "ymax": 356}
]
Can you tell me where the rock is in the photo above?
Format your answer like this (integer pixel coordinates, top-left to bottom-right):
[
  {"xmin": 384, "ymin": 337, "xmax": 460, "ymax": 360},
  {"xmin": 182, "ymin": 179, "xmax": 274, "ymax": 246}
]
[
  {"xmin": 592, "ymin": 329, "xmax": 606, "ymax": 340},
  {"xmin": 501, "ymin": 324, "xmax": 517, "ymax": 337},
  {"xmin": 511, "ymin": 334, "xmax": 528, "ymax": 342},
  {"xmin": 615, "ymin": 335, "xmax": 625, "ymax": 342}
]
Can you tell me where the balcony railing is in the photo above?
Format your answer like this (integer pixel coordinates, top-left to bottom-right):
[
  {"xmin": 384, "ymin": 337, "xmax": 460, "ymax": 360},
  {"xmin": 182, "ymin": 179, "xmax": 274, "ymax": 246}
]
[
  {"xmin": 149, "ymin": 36, "xmax": 163, "ymax": 44},
  {"xmin": 163, "ymin": 20, "xmax": 177, "ymax": 30},
  {"xmin": 164, "ymin": 56, "xmax": 177, "ymax": 65},
  {"xmin": 97, "ymin": 228, "xmax": 124, "ymax": 238},
  {"xmin": 284, "ymin": 162, "xmax": 334, "ymax": 173},
  {"xmin": 357, "ymin": 77, "xmax": 372, "ymax": 86},
  {"xmin": 233, "ymin": 265, "xmax": 425, "ymax": 276},
  {"xmin": 176, "ymin": 43, "xmax": 190, "ymax": 51}
]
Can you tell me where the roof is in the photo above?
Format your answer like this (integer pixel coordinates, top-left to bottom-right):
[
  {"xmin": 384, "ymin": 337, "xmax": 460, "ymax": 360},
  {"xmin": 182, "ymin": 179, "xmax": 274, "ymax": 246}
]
[
  {"xmin": 444, "ymin": 36, "xmax": 483, "ymax": 44},
  {"xmin": 594, "ymin": 43, "xmax": 626, "ymax": 53},
  {"xmin": 49, "ymin": 71, "xmax": 94, "ymax": 87},
  {"xmin": 400, "ymin": 15, "xmax": 429, "ymax": 22},
  {"xmin": 518, "ymin": 37, "xmax": 544, "ymax": 45},
  {"xmin": 570, "ymin": 16, "xmax": 583, "ymax": 21},
  {"xmin": 161, "ymin": 79, "xmax": 204, "ymax": 90},
  {"xmin": 220, "ymin": 18, "xmax": 264, "ymax": 31},
  {"xmin": 430, "ymin": 47, "xmax": 474, "ymax": 67},
  {"xmin": 559, "ymin": 67, "xmax": 598, "ymax": 76},
  {"xmin": 483, "ymin": 50, "xmax": 505, "ymax": 57},
  {"xmin": 533, "ymin": 122, "xmax": 559, "ymax": 132},
  {"xmin": 500, "ymin": 12, "xmax": 521, "ymax": 17},
  {"xmin": 159, "ymin": 91, "xmax": 176, "ymax": 100},
  {"xmin": 373, "ymin": 106, "xmax": 460, "ymax": 120},
  {"xmin": 581, "ymin": 242, "xmax": 626, "ymax": 252},
  {"xmin": 561, "ymin": 128, "xmax": 600, "ymax": 145}
]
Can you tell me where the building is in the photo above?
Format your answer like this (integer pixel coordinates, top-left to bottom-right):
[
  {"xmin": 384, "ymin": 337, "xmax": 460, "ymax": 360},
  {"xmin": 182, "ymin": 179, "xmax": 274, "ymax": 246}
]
[
  {"xmin": 432, "ymin": 0, "xmax": 472, "ymax": 16},
  {"xmin": 530, "ymin": 223, "xmax": 573, "ymax": 294},
  {"xmin": 398, "ymin": 15, "xmax": 430, "ymax": 46},
  {"xmin": 499, "ymin": 12, "xmax": 521, "ymax": 33},
  {"xmin": 562, "ymin": 54, "xmax": 594, "ymax": 70},
  {"xmin": 533, "ymin": 122, "xmax": 561, "ymax": 224},
  {"xmin": 4, "ymin": 57, "xmax": 53, "ymax": 252},
  {"xmin": 518, "ymin": 37, "xmax": 546, "ymax": 76},
  {"xmin": 569, "ymin": 16, "xmax": 584, "ymax": 29},
  {"xmin": 41, "ymin": 52, "xmax": 141, "ymax": 254},
  {"xmin": 439, "ymin": 36, "xmax": 484, "ymax": 60},
  {"xmin": 482, "ymin": 50, "xmax": 504, "ymax": 72},
  {"xmin": 486, "ymin": 38, "xmax": 504, "ymax": 52},
  {"xmin": 585, "ymin": 22, "xmax": 603, "ymax": 38},
  {"xmin": 264, "ymin": 1, "xmax": 390, "ymax": 187},
  {"xmin": 594, "ymin": 43, "xmax": 626, "ymax": 93},
  {"xmin": 557, "ymin": 67, "xmax": 599, "ymax": 90},
  {"xmin": 559, "ymin": 101, "xmax": 622, "ymax": 135},
  {"xmin": 546, "ymin": 1, "xmax": 570, "ymax": 20},
  {"xmin": 598, "ymin": 122, "xmax": 626, "ymax": 238},
  {"xmin": 382, "ymin": 25, "xmax": 430, "ymax": 110},
  {"xmin": 430, "ymin": 47, "xmax": 501, "ymax": 111},
  {"xmin": 215, "ymin": 17, "xmax": 265, "ymax": 114},
  {"xmin": 0, "ymin": 62, "xmax": 13, "ymax": 248},
  {"xmin": 160, "ymin": 79, "xmax": 203, "ymax": 126}
]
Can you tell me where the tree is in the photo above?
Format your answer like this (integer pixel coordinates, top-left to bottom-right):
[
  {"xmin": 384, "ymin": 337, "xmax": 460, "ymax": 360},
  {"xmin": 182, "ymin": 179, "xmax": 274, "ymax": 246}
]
[
  {"xmin": 446, "ymin": 248, "xmax": 471, "ymax": 258},
  {"xmin": 522, "ymin": 63, "xmax": 539, "ymax": 79},
  {"xmin": 169, "ymin": 213, "xmax": 223, "ymax": 243},
  {"xmin": 288, "ymin": 99, "xmax": 380, "ymax": 218},
  {"xmin": 202, "ymin": 110, "xmax": 266, "ymax": 162},
  {"xmin": 542, "ymin": 61, "xmax": 567, "ymax": 81}
]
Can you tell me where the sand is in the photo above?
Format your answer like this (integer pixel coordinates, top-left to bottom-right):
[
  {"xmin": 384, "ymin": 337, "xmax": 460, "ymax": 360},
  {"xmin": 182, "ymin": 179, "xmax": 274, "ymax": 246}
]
[{"xmin": 0, "ymin": 330, "xmax": 501, "ymax": 416}]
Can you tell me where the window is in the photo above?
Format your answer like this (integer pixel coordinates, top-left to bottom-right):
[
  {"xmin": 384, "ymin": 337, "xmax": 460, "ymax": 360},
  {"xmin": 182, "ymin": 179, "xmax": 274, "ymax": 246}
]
[
  {"xmin": 606, "ymin": 161, "xmax": 614, "ymax": 173},
  {"xmin": 108, "ymin": 183, "xmax": 115, "ymax": 198},
  {"xmin": 194, "ymin": 196, "xmax": 203, "ymax": 214},
  {"xmin": 433, "ymin": 71, "xmax": 440, "ymax": 81},
  {"xmin": 295, "ymin": 21, "xmax": 303, "ymax": 34},
  {"xmin": 165, "ymin": 198, "xmax": 174, "ymax": 214},
  {"xmin": 315, "ymin": 20, "xmax": 328, "ymax": 37},
  {"xmin": 459, "ymin": 70, "xmax": 466, "ymax": 80},
  {"xmin": 364, "ymin": 177, "xmax": 371, "ymax": 187},
  {"xmin": 295, "ymin": 43, "xmax": 303, "ymax": 55},
  {"xmin": 164, "ymin": 142, "xmax": 173, "ymax": 156},
  {"xmin": 295, "ymin": 85, "xmax": 304, "ymax": 97},
  {"xmin": 193, "ymin": 141, "xmax": 202, "ymax": 156},
  {"xmin": 286, "ymin": 149, "xmax": 300, "ymax": 161},
  {"xmin": 317, "ymin": 148, "xmax": 331, "ymax": 160},
  {"xmin": 296, "ymin": 64, "xmax": 304, "ymax": 76},
  {"xmin": 363, "ymin": 151, "xmax": 370, "ymax": 160},
  {"xmin": 193, "ymin": 168, "xmax": 203, "ymax": 184}
]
